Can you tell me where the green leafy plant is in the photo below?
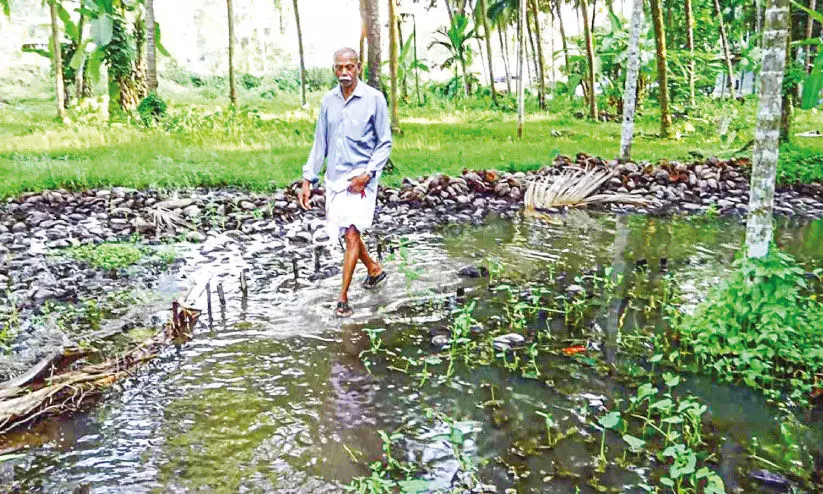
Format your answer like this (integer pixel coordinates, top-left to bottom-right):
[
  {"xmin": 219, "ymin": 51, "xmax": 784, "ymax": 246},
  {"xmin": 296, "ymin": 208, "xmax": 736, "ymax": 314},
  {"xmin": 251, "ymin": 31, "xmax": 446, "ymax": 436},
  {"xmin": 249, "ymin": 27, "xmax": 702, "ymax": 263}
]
[{"xmin": 137, "ymin": 92, "xmax": 168, "ymax": 126}]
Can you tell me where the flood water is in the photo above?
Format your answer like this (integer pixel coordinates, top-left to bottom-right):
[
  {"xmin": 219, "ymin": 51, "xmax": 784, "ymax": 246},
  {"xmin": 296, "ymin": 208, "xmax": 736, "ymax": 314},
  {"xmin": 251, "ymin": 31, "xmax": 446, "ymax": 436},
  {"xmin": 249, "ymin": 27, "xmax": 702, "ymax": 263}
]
[{"xmin": 3, "ymin": 211, "xmax": 823, "ymax": 493}]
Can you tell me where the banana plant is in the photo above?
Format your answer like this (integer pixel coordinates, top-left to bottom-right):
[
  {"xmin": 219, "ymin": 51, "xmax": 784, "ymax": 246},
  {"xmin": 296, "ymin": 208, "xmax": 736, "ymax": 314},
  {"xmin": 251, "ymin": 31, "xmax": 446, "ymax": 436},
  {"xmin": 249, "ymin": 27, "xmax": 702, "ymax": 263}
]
[{"xmin": 792, "ymin": 0, "xmax": 823, "ymax": 110}]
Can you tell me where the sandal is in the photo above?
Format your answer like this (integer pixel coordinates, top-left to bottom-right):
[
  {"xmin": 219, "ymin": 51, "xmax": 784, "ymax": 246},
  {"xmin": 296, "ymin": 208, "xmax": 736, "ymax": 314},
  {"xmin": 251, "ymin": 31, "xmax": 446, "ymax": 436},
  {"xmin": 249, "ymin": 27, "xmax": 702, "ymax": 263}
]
[
  {"xmin": 335, "ymin": 301, "xmax": 353, "ymax": 318},
  {"xmin": 362, "ymin": 270, "xmax": 388, "ymax": 289}
]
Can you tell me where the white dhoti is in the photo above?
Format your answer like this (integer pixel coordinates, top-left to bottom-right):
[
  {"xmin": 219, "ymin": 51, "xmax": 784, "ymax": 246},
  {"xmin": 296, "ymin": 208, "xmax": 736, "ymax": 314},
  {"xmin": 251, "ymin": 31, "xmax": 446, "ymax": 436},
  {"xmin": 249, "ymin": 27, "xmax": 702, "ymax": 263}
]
[{"xmin": 325, "ymin": 169, "xmax": 379, "ymax": 240}]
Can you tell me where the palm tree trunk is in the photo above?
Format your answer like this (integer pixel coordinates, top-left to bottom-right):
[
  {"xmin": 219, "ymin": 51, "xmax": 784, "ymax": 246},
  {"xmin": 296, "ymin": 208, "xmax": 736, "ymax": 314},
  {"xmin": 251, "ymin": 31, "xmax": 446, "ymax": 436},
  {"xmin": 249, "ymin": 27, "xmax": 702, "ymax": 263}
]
[
  {"xmin": 806, "ymin": 0, "xmax": 817, "ymax": 71},
  {"xmin": 146, "ymin": 0, "xmax": 157, "ymax": 92},
  {"xmin": 685, "ymin": 0, "xmax": 695, "ymax": 106},
  {"xmin": 388, "ymin": 0, "xmax": 400, "ymax": 129},
  {"xmin": 529, "ymin": 0, "xmax": 546, "ymax": 109},
  {"xmin": 580, "ymin": 0, "xmax": 598, "ymax": 119},
  {"xmin": 620, "ymin": 0, "xmax": 644, "ymax": 162},
  {"xmin": 781, "ymin": 28, "xmax": 793, "ymax": 142},
  {"xmin": 554, "ymin": 0, "xmax": 570, "ymax": 76},
  {"xmin": 517, "ymin": 0, "xmax": 526, "ymax": 138},
  {"xmin": 525, "ymin": 6, "xmax": 538, "ymax": 87},
  {"xmin": 713, "ymin": 0, "xmax": 736, "ymax": 97},
  {"xmin": 365, "ymin": 0, "xmax": 381, "ymax": 89},
  {"xmin": 479, "ymin": 0, "xmax": 498, "ymax": 104},
  {"xmin": 49, "ymin": 0, "xmax": 66, "ymax": 119},
  {"xmin": 227, "ymin": 0, "xmax": 237, "ymax": 105},
  {"xmin": 500, "ymin": 26, "xmax": 512, "ymax": 94},
  {"xmin": 397, "ymin": 17, "xmax": 408, "ymax": 100},
  {"xmin": 75, "ymin": 12, "xmax": 86, "ymax": 100},
  {"xmin": 649, "ymin": 0, "xmax": 672, "ymax": 136},
  {"xmin": 746, "ymin": 0, "xmax": 789, "ymax": 258},
  {"xmin": 359, "ymin": 0, "xmax": 367, "ymax": 63},
  {"xmin": 292, "ymin": 0, "xmax": 307, "ymax": 106}
]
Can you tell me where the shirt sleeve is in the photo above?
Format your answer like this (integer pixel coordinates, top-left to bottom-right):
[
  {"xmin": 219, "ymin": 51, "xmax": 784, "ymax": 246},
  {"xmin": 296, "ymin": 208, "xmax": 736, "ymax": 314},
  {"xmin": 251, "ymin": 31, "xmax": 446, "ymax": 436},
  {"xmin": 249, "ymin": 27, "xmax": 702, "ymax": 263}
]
[
  {"xmin": 303, "ymin": 102, "xmax": 327, "ymax": 184},
  {"xmin": 366, "ymin": 93, "xmax": 393, "ymax": 175}
]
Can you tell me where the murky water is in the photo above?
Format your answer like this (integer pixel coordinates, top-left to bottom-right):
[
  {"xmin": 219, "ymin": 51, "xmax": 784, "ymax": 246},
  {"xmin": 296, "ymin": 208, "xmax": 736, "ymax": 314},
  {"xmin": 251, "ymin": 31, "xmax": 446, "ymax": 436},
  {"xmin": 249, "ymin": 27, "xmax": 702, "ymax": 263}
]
[{"xmin": 3, "ymin": 212, "xmax": 823, "ymax": 493}]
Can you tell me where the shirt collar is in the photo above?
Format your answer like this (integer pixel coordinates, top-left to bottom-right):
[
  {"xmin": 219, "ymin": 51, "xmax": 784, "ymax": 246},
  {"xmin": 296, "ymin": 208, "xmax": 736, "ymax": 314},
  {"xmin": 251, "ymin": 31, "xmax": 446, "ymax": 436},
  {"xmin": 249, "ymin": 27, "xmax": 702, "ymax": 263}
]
[{"xmin": 336, "ymin": 80, "xmax": 365, "ymax": 101}]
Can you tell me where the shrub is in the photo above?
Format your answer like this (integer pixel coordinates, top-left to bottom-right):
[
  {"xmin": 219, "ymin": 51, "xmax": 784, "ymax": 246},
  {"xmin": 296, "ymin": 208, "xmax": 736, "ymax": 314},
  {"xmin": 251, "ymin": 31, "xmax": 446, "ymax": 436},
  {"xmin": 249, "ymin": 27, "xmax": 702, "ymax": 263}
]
[
  {"xmin": 777, "ymin": 144, "xmax": 823, "ymax": 185},
  {"xmin": 137, "ymin": 92, "xmax": 168, "ymax": 126},
  {"xmin": 676, "ymin": 249, "xmax": 823, "ymax": 402}
]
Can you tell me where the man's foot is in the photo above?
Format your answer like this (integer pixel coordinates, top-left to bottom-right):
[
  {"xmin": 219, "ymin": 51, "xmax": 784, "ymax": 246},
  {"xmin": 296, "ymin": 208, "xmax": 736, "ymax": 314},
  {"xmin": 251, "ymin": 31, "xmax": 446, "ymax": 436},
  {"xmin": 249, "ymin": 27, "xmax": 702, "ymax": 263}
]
[
  {"xmin": 335, "ymin": 301, "xmax": 353, "ymax": 318},
  {"xmin": 362, "ymin": 270, "xmax": 388, "ymax": 289}
]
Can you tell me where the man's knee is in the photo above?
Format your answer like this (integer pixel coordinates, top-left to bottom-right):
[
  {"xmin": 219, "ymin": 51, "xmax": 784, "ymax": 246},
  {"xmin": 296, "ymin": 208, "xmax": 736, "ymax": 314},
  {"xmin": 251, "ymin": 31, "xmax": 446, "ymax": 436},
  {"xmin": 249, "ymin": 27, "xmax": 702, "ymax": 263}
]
[{"xmin": 343, "ymin": 226, "xmax": 360, "ymax": 247}]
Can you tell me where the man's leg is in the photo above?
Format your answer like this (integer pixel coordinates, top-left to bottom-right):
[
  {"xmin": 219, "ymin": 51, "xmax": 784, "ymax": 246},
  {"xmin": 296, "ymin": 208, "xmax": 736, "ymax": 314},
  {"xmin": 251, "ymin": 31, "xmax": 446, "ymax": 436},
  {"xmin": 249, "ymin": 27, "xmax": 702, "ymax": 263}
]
[
  {"xmin": 340, "ymin": 226, "xmax": 362, "ymax": 303},
  {"xmin": 357, "ymin": 237, "xmax": 382, "ymax": 277}
]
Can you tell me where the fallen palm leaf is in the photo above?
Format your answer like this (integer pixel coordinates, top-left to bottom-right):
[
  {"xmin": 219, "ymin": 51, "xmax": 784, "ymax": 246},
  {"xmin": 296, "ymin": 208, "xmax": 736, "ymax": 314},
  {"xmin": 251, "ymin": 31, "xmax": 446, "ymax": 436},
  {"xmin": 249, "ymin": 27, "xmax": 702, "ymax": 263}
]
[
  {"xmin": 524, "ymin": 168, "xmax": 652, "ymax": 209},
  {"xmin": 152, "ymin": 206, "xmax": 195, "ymax": 234}
]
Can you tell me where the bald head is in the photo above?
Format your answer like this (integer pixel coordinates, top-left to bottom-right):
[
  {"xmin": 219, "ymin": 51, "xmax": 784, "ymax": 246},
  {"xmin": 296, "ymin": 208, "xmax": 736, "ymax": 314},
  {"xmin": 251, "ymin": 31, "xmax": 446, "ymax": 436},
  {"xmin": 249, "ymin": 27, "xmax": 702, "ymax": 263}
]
[{"xmin": 333, "ymin": 47, "xmax": 361, "ymax": 90}]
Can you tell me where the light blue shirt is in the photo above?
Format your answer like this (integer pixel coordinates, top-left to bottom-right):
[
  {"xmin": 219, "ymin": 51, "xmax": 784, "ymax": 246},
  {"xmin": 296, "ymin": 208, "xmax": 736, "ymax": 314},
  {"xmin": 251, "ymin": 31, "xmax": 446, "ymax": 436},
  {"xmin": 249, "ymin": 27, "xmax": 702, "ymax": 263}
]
[{"xmin": 303, "ymin": 80, "xmax": 393, "ymax": 186}]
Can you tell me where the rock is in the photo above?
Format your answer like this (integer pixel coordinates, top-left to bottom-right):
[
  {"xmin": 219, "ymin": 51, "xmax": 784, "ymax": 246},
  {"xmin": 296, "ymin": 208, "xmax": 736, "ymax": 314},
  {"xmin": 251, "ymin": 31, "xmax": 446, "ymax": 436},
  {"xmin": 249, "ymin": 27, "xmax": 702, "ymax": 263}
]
[
  {"xmin": 11, "ymin": 222, "xmax": 26, "ymax": 233},
  {"xmin": 493, "ymin": 333, "xmax": 525, "ymax": 351},
  {"xmin": 458, "ymin": 265, "xmax": 487, "ymax": 278},
  {"xmin": 653, "ymin": 169, "xmax": 670, "ymax": 184},
  {"xmin": 183, "ymin": 205, "xmax": 202, "ymax": 217},
  {"xmin": 240, "ymin": 201, "xmax": 257, "ymax": 211},
  {"xmin": 155, "ymin": 198, "xmax": 194, "ymax": 210},
  {"xmin": 27, "ymin": 211, "xmax": 50, "ymax": 226},
  {"xmin": 186, "ymin": 231, "xmax": 206, "ymax": 243},
  {"xmin": 431, "ymin": 334, "xmax": 450, "ymax": 347},
  {"xmin": 566, "ymin": 284, "xmax": 585, "ymax": 295}
]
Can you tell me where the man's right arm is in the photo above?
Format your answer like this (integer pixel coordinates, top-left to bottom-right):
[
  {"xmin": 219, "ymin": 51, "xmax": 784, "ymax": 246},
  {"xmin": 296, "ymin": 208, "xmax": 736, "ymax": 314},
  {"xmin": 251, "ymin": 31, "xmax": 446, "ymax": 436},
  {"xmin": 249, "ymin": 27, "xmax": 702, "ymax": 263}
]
[{"xmin": 303, "ymin": 102, "xmax": 328, "ymax": 185}]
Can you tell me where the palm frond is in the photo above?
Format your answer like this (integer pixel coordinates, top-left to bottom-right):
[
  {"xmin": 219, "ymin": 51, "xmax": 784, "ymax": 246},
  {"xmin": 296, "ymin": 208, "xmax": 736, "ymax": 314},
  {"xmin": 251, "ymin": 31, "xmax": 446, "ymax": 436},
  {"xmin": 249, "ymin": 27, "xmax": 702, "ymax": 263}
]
[
  {"xmin": 152, "ymin": 207, "xmax": 195, "ymax": 234},
  {"xmin": 524, "ymin": 168, "xmax": 652, "ymax": 209}
]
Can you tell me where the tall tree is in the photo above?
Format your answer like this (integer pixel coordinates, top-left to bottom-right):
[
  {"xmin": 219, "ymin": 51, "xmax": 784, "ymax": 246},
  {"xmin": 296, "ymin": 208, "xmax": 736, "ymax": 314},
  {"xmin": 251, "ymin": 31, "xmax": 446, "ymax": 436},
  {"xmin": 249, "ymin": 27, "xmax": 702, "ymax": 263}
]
[
  {"xmin": 292, "ymin": 0, "xmax": 307, "ymax": 106},
  {"xmin": 517, "ymin": 0, "xmax": 525, "ymax": 137},
  {"xmin": 146, "ymin": 0, "xmax": 157, "ymax": 92},
  {"xmin": 649, "ymin": 0, "xmax": 672, "ymax": 136},
  {"xmin": 528, "ymin": 0, "xmax": 546, "ymax": 109},
  {"xmin": 498, "ymin": 26, "xmax": 512, "ymax": 92},
  {"xmin": 713, "ymin": 0, "xmax": 736, "ymax": 97},
  {"xmin": 553, "ymin": 0, "xmax": 570, "ymax": 76},
  {"xmin": 430, "ymin": 14, "xmax": 476, "ymax": 97},
  {"xmin": 49, "ymin": 0, "xmax": 67, "ymax": 118},
  {"xmin": 364, "ymin": 0, "xmax": 381, "ymax": 88},
  {"xmin": 359, "ymin": 0, "xmax": 367, "ymax": 63},
  {"xmin": 746, "ymin": 0, "xmax": 790, "ymax": 258},
  {"xmin": 227, "ymin": 0, "xmax": 237, "ymax": 105},
  {"xmin": 479, "ymin": 0, "xmax": 498, "ymax": 104},
  {"xmin": 619, "ymin": 0, "xmax": 644, "ymax": 162},
  {"xmin": 388, "ymin": 0, "xmax": 400, "ymax": 129},
  {"xmin": 685, "ymin": 0, "xmax": 695, "ymax": 106},
  {"xmin": 580, "ymin": 0, "xmax": 597, "ymax": 119},
  {"xmin": 75, "ymin": 9, "xmax": 87, "ymax": 100},
  {"xmin": 805, "ymin": 0, "xmax": 818, "ymax": 70}
]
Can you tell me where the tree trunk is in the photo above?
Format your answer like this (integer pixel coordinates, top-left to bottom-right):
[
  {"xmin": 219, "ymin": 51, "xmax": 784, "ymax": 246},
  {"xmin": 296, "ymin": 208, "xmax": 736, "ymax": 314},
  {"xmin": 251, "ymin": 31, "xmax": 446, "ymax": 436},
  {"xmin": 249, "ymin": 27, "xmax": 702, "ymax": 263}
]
[
  {"xmin": 746, "ymin": 0, "xmax": 790, "ymax": 258},
  {"xmin": 365, "ymin": 0, "xmax": 381, "ymax": 89},
  {"xmin": 554, "ymin": 0, "xmax": 570, "ymax": 76},
  {"xmin": 146, "ymin": 0, "xmax": 157, "ymax": 92},
  {"xmin": 499, "ymin": 26, "xmax": 512, "ymax": 94},
  {"xmin": 517, "ymin": 0, "xmax": 526, "ymax": 137},
  {"xmin": 649, "ymin": 0, "xmax": 672, "ymax": 136},
  {"xmin": 620, "ymin": 0, "xmax": 644, "ymax": 162},
  {"xmin": 388, "ymin": 0, "xmax": 400, "ymax": 129},
  {"xmin": 292, "ymin": 0, "xmax": 307, "ymax": 106},
  {"xmin": 525, "ymin": 6, "xmax": 538, "ymax": 87},
  {"xmin": 397, "ymin": 17, "xmax": 408, "ymax": 100},
  {"xmin": 529, "ymin": 0, "xmax": 546, "ymax": 109},
  {"xmin": 227, "ymin": 0, "xmax": 237, "ymax": 105},
  {"xmin": 781, "ymin": 29, "xmax": 793, "ymax": 142},
  {"xmin": 359, "ymin": 0, "xmax": 367, "ymax": 63},
  {"xmin": 806, "ymin": 0, "xmax": 817, "ymax": 71},
  {"xmin": 49, "ymin": 0, "xmax": 66, "ymax": 119},
  {"xmin": 75, "ymin": 12, "xmax": 86, "ymax": 100},
  {"xmin": 134, "ymin": 11, "xmax": 148, "ymax": 100},
  {"xmin": 479, "ymin": 0, "xmax": 498, "ymax": 104},
  {"xmin": 714, "ymin": 0, "xmax": 736, "ymax": 97},
  {"xmin": 685, "ymin": 0, "xmax": 695, "ymax": 106},
  {"xmin": 580, "ymin": 0, "xmax": 598, "ymax": 119}
]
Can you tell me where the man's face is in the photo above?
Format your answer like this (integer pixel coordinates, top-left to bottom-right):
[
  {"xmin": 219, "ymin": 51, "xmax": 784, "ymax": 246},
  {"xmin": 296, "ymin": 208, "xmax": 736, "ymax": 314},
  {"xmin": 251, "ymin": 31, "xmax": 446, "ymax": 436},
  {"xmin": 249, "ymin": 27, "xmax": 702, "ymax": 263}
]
[{"xmin": 334, "ymin": 53, "xmax": 361, "ymax": 89}]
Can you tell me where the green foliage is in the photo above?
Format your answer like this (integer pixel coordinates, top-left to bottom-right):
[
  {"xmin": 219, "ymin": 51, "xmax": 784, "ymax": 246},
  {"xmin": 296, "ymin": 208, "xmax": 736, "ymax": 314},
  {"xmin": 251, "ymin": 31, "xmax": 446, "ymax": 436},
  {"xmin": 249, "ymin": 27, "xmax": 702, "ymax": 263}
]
[
  {"xmin": 137, "ymin": 92, "xmax": 167, "ymax": 126},
  {"xmin": 103, "ymin": 10, "xmax": 134, "ymax": 81},
  {"xmin": 64, "ymin": 242, "xmax": 146, "ymax": 270},
  {"xmin": 676, "ymin": 249, "xmax": 823, "ymax": 402},
  {"xmin": 776, "ymin": 144, "xmax": 823, "ymax": 185}
]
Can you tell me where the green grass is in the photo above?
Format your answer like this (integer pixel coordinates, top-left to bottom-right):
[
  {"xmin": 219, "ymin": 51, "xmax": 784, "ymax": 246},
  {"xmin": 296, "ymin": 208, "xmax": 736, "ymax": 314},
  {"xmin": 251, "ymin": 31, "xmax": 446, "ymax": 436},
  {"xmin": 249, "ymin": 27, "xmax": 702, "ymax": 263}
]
[{"xmin": 2, "ymin": 68, "xmax": 823, "ymax": 198}]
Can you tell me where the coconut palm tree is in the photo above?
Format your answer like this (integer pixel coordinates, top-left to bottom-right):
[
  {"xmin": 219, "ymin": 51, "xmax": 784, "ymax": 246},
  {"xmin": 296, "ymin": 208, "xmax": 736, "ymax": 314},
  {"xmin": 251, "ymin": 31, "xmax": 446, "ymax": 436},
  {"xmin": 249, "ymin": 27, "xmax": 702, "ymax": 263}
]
[
  {"xmin": 685, "ymin": 0, "xmax": 695, "ymax": 106},
  {"xmin": 388, "ymin": 0, "xmax": 400, "ymax": 130},
  {"xmin": 516, "ymin": 0, "xmax": 525, "ymax": 137},
  {"xmin": 227, "ymin": 0, "xmax": 237, "ymax": 105},
  {"xmin": 649, "ymin": 0, "xmax": 672, "ymax": 136},
  {"xmin": 429, "ymin": 14, "xmax": 478, "ymax": 96},
  {"xmin": 362, "ymin": 0, "xmax": 381, "ymax": 88},
  {"xmin": 528, "ymin": 0, "xmax": 546, "ymax": 109},
  {"xmin": 146, "ymin": 0, "xmax": 157, "ymax": 92},
  {"xmin": 478, "ymin": 0, "xmax": 498, "ymax": 104},
  {"xmin": 580, "ymin": 0, "xmax": 597, "ymax": 119},
  {"xmin": 745, "ymin": 0, "xmax": 790, "ymax": 258},
  {"xmin": 619, "ymin": 0, "xmax": 644, "ymax": 162},
  {"xmin": 48, "ymin": 0, "xmax": 67, "ymax": 118},
  {"xmin": 713, "ymin": 0, "xmax": 735, "ymax": 97},
  {"xmin": 292, "ymin": 0, "xmax": 307, "ymax": 106}
]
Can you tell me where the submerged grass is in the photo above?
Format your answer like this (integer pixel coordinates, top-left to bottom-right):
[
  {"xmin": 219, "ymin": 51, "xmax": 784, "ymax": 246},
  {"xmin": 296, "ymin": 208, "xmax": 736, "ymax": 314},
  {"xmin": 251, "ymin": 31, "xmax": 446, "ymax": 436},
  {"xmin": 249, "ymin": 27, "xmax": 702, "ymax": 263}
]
[{"xmin": 2, "ymin": 70, "xmax": 823, "ymax": 198}]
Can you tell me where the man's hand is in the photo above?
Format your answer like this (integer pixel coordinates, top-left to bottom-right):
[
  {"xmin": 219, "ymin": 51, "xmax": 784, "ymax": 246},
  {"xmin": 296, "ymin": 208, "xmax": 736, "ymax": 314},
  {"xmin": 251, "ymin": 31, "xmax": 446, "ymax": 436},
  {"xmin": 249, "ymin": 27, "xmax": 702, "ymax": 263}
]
[
  {"xmin": 299, "ymin": 180, "xmax": 312, "ymax": 210},
  {"xmin": 348, "ymin": 173, "xmax": 371, "ymax": 196}
]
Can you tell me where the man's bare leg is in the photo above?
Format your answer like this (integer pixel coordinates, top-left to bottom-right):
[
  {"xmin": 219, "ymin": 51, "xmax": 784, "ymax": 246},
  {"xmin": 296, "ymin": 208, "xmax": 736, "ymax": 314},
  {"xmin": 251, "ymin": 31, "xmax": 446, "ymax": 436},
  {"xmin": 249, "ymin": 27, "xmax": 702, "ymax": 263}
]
[
  {"xmin": 357, "ymin": 237, "xmax": 382, "ymax": 277},
  {"xmin": 340, "ymin": 226, "xmax": 362, "ymax": 304}
]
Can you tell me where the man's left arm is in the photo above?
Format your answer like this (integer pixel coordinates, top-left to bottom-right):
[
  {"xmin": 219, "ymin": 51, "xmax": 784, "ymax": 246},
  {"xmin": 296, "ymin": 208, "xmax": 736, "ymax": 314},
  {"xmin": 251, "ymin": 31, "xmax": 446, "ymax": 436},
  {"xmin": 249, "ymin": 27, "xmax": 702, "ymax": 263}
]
[{"xmin": 365, "ymin": 94, "xmax": 393, "ymax": 176}]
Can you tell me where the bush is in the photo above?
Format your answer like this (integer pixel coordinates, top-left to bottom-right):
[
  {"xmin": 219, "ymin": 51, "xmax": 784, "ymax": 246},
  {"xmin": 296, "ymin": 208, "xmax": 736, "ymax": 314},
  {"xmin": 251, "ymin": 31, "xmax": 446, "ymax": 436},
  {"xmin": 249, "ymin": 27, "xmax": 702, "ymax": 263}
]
[
  {"xmin": 676, "ymin": 249, "xmax": 823, "ymax": 402},
  {"xmin": 777, "ymin": 144, "xmax": 823, "ymax": 185},
  {"xmin": 241, "ymin": 73, "xmax": 262, "ymax": 90},
  {"xmin": 137, "ymin": 92, "xmax": 168, "ymax": 126}
]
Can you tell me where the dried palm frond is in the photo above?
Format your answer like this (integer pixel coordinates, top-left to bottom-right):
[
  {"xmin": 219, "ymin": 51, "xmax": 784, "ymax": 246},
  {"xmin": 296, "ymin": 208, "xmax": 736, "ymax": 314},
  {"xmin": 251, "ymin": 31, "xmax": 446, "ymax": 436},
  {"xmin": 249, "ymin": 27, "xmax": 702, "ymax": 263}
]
[
  {"xmin": 152, "ymin": 206, "xmax": 195, "ymax": 233},
  {"xmin": 524, "ymin": 168, "xmax": 652, "ymax": 209}
]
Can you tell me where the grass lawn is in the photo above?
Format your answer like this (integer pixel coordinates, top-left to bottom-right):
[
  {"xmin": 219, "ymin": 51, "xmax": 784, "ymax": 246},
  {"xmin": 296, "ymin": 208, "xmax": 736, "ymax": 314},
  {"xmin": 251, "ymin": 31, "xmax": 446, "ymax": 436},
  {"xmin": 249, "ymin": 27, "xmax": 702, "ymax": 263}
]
[{"xmin": 2, "ymin": 70, "xmax": 823, "ymax": 199}]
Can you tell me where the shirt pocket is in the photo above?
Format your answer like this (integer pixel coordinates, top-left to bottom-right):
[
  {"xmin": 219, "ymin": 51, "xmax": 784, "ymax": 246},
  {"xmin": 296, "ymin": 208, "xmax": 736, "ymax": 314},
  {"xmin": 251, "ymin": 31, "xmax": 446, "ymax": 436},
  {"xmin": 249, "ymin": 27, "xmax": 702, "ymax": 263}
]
[{"xmin": 348, "ymin": 113, "xmax": 372, "ymax": 136}]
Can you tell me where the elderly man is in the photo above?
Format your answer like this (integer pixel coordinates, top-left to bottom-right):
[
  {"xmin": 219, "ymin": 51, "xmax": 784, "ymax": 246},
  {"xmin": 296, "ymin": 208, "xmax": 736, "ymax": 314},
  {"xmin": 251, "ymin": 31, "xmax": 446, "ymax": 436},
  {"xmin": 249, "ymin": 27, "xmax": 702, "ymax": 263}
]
[{"xmin": 299, "ymin": 47, "xmax": 392, "ymax": 317}]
